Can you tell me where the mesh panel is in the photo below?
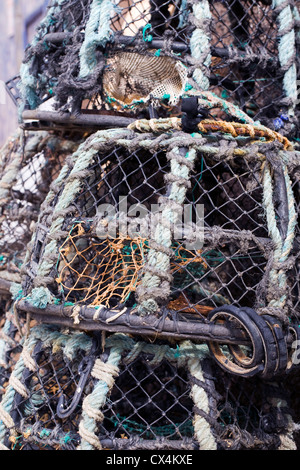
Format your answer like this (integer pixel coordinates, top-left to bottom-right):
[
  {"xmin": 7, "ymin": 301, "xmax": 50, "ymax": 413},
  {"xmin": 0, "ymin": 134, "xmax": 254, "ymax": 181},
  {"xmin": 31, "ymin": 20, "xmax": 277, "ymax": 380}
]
[
  {"xmin": 102, "ymin": 52, "xmax": 187, "ymax": 108},
  {"xmin": 209, "ymin": 1, "xmax": 281, "ymax": 121}
]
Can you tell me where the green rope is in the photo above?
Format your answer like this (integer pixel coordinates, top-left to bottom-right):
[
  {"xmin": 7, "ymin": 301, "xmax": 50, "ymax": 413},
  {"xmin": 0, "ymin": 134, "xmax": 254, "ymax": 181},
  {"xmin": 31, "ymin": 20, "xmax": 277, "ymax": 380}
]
[
  {"xmin": 108, "ymin": 414, "xmax": 194, "ymax": 438},
  {"xmin": 18, "ymin": 0, "xmax": 66, "ymax": 117},
  {"xmin": 142, "ymin": 24, "xmax": 153, "ymax": 43},
  {"xmin": 79, "ymin": 0, "xmax": 115, "ymax": 78},
  {"xmin": 137, "ymin": 147, "xmax": 198, "ymax": 315},
  {"xmin": 273, "ymin": 0, "xmax": 298, "ymax": 115},
  {"xmin": 189, "ymin": 0, "xmax": 212, "ymax": 91}
]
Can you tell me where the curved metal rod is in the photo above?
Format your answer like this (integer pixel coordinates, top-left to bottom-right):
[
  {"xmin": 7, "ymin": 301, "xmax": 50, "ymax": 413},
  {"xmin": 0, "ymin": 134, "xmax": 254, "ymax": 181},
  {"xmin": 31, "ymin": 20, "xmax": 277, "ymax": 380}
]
[{"xmin": 56, "ymin": 334, "xmax": 102, "ymax": 419}]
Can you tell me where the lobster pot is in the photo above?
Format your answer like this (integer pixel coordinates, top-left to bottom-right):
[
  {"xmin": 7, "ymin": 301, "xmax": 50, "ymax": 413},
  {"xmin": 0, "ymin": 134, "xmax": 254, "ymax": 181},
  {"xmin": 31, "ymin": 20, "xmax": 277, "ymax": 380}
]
[
  {"xmin": 13, "ymin": 120, "xmax": 300, "ymax": 380},
  {"xmin": 0, "ymin": 323, "xmax": 295, "ymax": 451},
  {"xmin": 0, "ymin": 131, "xmax": 82, "ymax": 292},
  {"xmin": 12, "ymin": 0, "xmax": 300, "ymax": 136}
]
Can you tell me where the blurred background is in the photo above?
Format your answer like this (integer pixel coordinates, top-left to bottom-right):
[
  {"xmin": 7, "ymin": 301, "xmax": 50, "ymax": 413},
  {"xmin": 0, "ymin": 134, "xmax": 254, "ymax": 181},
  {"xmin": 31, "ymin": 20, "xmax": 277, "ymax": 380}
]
[{"xmin": 0, "ymin": 0, "xmax": 48, "ymax": 146}]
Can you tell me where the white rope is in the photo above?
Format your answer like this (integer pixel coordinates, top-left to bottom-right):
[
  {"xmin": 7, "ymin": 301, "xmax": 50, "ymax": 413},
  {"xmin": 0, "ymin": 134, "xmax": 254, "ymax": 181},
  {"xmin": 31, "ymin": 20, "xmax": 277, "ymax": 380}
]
[
  {"xmin": 188, "ymin": 356, "xmax": 217, "ymax": 450},
  {"xmin": 91, "ymin": 359, "xmax": 119, "ymax": 389}
]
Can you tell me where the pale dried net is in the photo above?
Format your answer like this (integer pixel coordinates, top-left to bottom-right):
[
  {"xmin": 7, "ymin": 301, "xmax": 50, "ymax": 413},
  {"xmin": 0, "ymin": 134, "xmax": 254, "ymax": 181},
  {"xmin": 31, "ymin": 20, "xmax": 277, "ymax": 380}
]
[{"xmin": 103, "ymin": 52, "xmax": 188, "ymax": 109}]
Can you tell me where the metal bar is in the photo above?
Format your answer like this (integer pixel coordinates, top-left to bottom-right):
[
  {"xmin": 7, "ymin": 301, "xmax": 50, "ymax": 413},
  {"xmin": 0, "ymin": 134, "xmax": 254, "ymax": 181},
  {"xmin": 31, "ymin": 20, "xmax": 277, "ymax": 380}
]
[
  {"xmin": 42, "ymin": 32, "xmax": 189, "ymax": 52},
  {"xmin": 98, "ymin": 437, "xmax": 199, "ymax": 450},
  {"xmin": 17, "ymin": 300, "xmax": 250, "ymax": 345},
  {"xmin": 41, "ymin": 31, "xmax": 226, "ymax": 58},
  {"xmin": 273, "ymin": 164, "xmax": 289, "ymax": 240},
  {"xmin": 43, "ymin": 32, "xmax": 72, "ymax": 44},
  {"xmin": 5, "ymin": 76, "xmax": 21, "ymax": 106},
  {"xmin": 22, "ymin": 110, "xmax": 135, "ymax": 129},
  {"xmin": 41, "ymin": 32, "xmax": 275, "ymax": 64}
]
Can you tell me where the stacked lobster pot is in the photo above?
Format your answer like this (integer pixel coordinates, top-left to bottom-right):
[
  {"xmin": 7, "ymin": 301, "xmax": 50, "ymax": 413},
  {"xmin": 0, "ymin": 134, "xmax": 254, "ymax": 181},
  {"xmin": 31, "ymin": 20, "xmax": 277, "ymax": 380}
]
[{"xmin": 1, "ymin": 0, "xmax": 300, "ymax": 451}]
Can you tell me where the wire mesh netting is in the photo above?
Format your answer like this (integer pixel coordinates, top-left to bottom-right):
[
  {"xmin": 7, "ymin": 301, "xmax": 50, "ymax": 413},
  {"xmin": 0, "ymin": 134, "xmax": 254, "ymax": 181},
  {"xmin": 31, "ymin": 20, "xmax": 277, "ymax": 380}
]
[{"xmin": 1, "ymin": 0, "xmax": 300, "ymax": 453}]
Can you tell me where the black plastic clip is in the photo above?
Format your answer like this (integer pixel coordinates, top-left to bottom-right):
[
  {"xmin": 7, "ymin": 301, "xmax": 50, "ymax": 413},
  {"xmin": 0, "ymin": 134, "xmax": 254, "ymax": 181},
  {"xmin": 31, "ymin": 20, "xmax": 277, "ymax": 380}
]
[{"xmin": 181, "ymin": 97, "xmax": 209, "ymax": 133}]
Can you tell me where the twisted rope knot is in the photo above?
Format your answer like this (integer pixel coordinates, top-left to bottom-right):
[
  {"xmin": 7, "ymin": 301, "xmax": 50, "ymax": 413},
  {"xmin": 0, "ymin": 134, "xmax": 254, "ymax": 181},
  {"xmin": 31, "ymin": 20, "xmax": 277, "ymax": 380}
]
[
  {"xmin": 188, "ymin": 356, "xmax": 218, "ymax": 450},
  {"xmin": 91, "ymin": 359, "xmax": 119, "ymax": 389},
  {"xmin": 9, "ymin": 376, "xmax": 28, "ymax": 399},
  {"xmin": 21, "ymin": 346, "xmax": 37, "ymax": 373},
  {"xmin": 129, "ymin": 118, "xmax": 292, "ymax": 149},
  {"xmin": 78, "ymin": 421, "xmax": 102, "ymax": 450},
  {"xmin": 188, "ymin": 0, "xmax": 212, "ymax": 90}
]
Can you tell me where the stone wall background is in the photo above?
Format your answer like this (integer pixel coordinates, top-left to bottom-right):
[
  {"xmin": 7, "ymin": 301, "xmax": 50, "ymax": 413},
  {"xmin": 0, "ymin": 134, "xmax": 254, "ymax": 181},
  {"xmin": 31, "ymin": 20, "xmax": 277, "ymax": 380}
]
[{"xmin": 0, "ymin": 0, "xmax": 48, "ymax": 146}]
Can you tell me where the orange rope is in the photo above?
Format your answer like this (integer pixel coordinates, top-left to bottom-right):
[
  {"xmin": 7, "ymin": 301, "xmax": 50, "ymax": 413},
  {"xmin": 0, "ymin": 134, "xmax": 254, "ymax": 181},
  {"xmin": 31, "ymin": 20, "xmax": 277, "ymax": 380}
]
[{"xmin": 129, "ymin": 118, "xmax": 292, "ymax": 150}]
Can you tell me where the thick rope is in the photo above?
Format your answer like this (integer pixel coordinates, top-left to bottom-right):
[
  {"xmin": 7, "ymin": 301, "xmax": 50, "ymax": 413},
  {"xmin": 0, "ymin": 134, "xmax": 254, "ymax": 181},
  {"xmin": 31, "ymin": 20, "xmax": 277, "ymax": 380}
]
[
  {"xmin": 0, "ymin": 132, "xmax": 23, "ymax": 207},
  {"xmin": 189, "ymin": 357, "xmax": 217, "ymax": 450},
  {"xmin": 0, "ymin": 329, "xmax": 40, "ymax": 447},
  {"xmin": 188, "ymin": 0, "xmax": 212, "ymax": 90},
  {"xmin": 273, "ymin": 0, "xmax": 298, "ymax": 114},
  {"xmin": 19, "ymin": 0, "xmax": 66, "ymax": 116},
  {"xmin": 292, "ymin": 3, "xmax": 300, "ymax": 43},
  {"xmin": 77, "ymin": 335, "xmax": 126, "ymax": 450},
  {"xmin": 79, "ymin": 0, "xmax": 115, "ymax": 78},
  {"xmin": 128, "ymin": 117, "xmax": 292, "ymax": 149},
  {"xmin": 136, "ymin": 146, "xmax": 198, "ymax": 314},
  {"xmin": 178, "ymin": 341, "xmax": 218, "ymax": 450},
  {"xmin": 0, "ymin": 314, "xmax": 15, "ymax": 369}
]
